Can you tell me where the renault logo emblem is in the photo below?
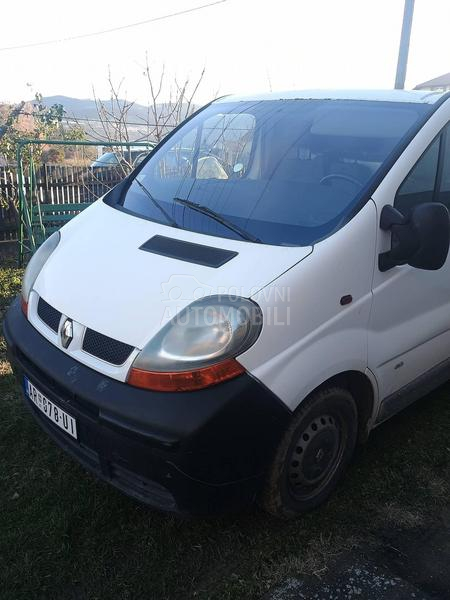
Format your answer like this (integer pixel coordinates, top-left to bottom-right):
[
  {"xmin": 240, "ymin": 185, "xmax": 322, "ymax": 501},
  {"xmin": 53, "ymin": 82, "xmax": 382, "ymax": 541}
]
[{"xmin": 61, "ymin": 318, "xmax": 73, "ymax": 349}]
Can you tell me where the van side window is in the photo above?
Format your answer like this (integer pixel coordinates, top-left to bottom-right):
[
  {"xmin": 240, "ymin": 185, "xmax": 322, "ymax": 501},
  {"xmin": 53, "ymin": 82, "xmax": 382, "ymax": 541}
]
[{"xmin": 394, "ymin": 136, "xmax": 440, "ymax": 215}]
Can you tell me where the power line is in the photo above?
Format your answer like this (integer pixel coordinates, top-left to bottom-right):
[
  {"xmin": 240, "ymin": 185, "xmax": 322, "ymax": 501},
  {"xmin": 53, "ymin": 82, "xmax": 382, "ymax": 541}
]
[{"xmin": 0, "ymin": 0, "xmax": 228, "ymax": 52}]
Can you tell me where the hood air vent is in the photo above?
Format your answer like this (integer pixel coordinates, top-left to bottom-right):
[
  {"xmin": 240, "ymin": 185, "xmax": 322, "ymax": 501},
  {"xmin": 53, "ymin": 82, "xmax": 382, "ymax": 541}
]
[{"xmin": 139, "ymin": 235, "xmax": 238, "ymax": 268}]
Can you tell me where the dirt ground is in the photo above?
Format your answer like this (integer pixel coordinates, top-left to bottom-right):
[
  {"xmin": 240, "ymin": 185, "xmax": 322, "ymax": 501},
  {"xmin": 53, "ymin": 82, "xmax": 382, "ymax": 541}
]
[{"xmin": 266, "ymin": 507, "xmax": 450, "ymax": 599}]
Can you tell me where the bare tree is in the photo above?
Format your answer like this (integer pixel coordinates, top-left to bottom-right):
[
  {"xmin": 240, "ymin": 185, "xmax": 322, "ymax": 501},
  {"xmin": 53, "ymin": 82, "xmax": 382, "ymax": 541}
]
[
  {"xmin": 68, "ymin": 59, "xmax": 208, "ymax": 159},
  {"xmin": 143, "ymin": 55, "xmax": 206, "ymax": 143},
  {"xmin": 90, "ymin": 69, "xmax": 135, "ymax": 147}
]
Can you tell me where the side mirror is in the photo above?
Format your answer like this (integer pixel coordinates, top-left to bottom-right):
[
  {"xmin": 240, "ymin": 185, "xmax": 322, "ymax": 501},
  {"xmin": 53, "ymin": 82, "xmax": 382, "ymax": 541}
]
[{"xmin": 379, "ymin": 203, "xmax": 450, "ymax": 272}]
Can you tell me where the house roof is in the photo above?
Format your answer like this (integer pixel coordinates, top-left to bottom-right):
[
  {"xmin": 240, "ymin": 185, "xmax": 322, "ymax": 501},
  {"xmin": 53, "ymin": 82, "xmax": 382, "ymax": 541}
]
[
  {"xmin": 415, "ymin": 73, "xmax": 450, "ymax": 90},
  {"xmin": 217, "ymin": 89, "xmax": 446, "ymax": 104}
]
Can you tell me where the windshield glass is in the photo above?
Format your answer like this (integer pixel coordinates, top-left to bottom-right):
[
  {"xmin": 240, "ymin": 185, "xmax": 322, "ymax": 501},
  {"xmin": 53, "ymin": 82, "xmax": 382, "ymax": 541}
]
[{"xmin": 118, "ymin": 99, "xmax": 432, "ymax": 246}]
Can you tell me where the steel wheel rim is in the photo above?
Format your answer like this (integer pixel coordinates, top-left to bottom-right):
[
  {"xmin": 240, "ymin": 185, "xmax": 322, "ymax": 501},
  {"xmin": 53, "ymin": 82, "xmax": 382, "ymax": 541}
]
[{"xmin": 287, "ymin": 413, "xmax": 345, "ymax": 500}]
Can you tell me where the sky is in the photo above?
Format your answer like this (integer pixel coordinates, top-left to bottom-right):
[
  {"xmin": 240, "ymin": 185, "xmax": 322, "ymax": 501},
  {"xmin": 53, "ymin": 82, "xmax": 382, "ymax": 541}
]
[{"xmin": 1, "ymin": 0, "xmax": 450, "ymax": 107}]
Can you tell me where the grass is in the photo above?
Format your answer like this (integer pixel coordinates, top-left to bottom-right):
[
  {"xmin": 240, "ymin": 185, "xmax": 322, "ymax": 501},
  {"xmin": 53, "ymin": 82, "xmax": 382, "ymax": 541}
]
[{"xmin": 1, "ymin": 261, "xmax": 450, "ymax": 600}]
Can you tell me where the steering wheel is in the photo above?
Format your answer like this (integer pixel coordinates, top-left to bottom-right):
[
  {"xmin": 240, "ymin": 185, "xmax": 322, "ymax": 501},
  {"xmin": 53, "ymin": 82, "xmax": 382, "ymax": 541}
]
[{"xmin": 319, "ymin": 174, "xmax": 362, "ymax": 187}]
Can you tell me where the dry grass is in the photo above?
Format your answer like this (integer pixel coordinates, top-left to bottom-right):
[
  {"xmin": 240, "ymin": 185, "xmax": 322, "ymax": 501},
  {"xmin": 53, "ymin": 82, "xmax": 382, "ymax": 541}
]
[
  {"xmin": 378, "ymin": 503, "xmax": 423, "ymax": 528},
  {"xmin": 0, "ymin": 359, "xmax": 12, "ymax": 376},
  {"xmin": 0, "ymin": 262, "xmax": 449, "ymax": 600}
]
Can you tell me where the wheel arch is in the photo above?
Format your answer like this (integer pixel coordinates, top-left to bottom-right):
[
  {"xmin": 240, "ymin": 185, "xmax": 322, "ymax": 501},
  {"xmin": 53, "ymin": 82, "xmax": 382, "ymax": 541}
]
[{"xmin": 299, "ymin": 370, "xmax": 376, "ymax": 443}]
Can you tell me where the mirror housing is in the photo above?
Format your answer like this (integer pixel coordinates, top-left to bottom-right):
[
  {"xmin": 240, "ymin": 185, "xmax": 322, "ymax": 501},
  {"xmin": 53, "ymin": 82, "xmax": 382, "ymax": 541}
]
[{"xmin": 379, "ymin": 203, "xmax": 450, "ymax": 272}]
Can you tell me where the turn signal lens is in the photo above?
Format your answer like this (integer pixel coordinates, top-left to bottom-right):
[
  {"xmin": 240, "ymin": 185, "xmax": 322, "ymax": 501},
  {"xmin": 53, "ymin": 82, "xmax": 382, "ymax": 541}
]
[
  {"xmin": 127, "ymin": 358, "xmax": 245, "ymax": 392},
  {"xmin": 21, "ymin": 297, "xmax": 28, "ymax": 318}
]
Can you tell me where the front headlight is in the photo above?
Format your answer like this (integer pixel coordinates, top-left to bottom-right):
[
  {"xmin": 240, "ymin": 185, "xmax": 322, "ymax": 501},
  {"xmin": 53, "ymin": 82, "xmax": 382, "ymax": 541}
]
[
  {"xmin": 128, "ymin": 296, "xmax": 262, "ymax": 391},
  {"xmin": 21, "ymin": 232, "xmax": 60, "ymax": 315}
]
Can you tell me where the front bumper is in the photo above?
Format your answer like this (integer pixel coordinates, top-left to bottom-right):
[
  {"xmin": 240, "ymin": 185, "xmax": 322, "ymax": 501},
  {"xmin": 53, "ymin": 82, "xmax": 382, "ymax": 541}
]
[{"xmin": 4, "ymin": 298, "xmax": 291, "ymax": 515}]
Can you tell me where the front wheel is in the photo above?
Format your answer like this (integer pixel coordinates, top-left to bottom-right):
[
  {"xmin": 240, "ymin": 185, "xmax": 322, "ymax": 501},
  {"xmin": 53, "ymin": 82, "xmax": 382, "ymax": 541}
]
[{"xmin": 261, "ymin": 386, "xmax": 358, "ymax": 518}]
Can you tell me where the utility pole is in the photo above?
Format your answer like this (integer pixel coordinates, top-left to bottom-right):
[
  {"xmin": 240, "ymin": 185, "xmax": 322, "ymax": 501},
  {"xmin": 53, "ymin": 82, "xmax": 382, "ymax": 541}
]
[{"xmin": 395, "ymin": 0, "xmax": 415, "ymax": 89}]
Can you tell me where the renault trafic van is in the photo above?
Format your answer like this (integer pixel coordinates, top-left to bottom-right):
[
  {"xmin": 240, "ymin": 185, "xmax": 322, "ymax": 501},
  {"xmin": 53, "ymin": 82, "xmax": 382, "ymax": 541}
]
[{"xmin": 5, "ymin": 90, "xmax": 450, "ymax": 518}]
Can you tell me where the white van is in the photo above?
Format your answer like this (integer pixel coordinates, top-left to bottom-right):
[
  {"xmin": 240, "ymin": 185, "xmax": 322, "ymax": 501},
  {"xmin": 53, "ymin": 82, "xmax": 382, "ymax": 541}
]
[{"xmin": 5, "ymin": 90, "xmax": 450, "ymax": 518}]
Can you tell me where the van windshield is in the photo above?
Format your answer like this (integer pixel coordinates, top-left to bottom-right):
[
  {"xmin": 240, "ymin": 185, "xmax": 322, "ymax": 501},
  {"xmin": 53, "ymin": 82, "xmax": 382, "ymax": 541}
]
[{"xmin": 118, "ymin": 99, "xmax": 432, "ymax": 246}]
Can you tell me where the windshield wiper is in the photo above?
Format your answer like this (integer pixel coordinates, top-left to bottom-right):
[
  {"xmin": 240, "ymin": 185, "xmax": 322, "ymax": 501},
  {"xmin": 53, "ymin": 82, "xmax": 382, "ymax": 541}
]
[
  {"xmin": 173, "ymin": 197, "xmax": 260, "ymax": 243},
  {"xmin": 135, "ymin": 178, "xmax": 178, "ymax": 227}
]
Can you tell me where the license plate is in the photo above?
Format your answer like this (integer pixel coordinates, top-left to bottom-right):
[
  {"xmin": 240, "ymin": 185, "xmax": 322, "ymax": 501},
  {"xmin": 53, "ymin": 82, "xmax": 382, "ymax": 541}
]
[{"xmin": 24, "ymin": 376, "xmax": 78, "ymax": 439}]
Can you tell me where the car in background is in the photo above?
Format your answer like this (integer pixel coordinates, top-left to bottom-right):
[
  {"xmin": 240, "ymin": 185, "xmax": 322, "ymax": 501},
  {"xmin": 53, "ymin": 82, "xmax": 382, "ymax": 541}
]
[{"xmin": 90, "ymin": 147, "xmax": 154, "ymax": 169}]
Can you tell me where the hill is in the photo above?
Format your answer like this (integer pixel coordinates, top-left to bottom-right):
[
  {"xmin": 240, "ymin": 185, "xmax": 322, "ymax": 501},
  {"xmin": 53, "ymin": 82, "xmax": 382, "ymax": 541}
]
[{"xmin": 39, "ymin": 95, "xmax": 151, "ymax": 122}]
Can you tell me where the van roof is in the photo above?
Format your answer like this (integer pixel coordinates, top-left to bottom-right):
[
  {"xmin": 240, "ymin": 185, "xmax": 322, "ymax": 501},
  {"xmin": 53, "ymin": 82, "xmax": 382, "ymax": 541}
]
[{"xmin": 216, "ymin": 89, "xmax": 448, "ymax": 105}]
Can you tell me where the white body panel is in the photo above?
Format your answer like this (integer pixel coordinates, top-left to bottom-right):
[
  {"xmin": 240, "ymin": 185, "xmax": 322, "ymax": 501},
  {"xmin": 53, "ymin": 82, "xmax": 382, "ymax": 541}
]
[
  {"xmin": 218, "ymin": 89, "xmax": 445, "ymax": 104},
  {"xmin": 29, "ymin": 89, "xmax": 450, "ymax": 429},
  {"xmin": 368, "ymin": 98, "xmax": 450, "ymax": 400},
  {"xmin": 32, "ymin": 200, "xmax": 311, "ymax": 379},
  {"xmin": 240, "ymin": 201, "xmax": 377, "ymax": 411}
]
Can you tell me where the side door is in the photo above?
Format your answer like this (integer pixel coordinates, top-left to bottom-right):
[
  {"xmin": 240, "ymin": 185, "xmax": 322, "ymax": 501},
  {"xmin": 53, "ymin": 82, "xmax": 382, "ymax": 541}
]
[{"xmin": 369, "ymin": 107, "xmax": 450, "ymax": 406}]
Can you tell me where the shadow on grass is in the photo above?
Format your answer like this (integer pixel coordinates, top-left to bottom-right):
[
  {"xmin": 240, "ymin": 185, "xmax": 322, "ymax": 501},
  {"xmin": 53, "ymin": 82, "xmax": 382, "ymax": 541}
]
[
  {"xmin": 1, "ymin": 267, "xmax": 449, "ymax": 600},
  {"xmin": 1, "ymin": 364, "xmax": 449, "ymax": 600}
]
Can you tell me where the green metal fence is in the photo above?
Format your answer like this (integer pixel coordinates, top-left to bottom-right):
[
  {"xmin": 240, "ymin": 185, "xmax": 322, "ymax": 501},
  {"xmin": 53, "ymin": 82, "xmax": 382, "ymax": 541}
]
[{"xmin": 16, "ymin": 139, "xmax": 153, "ymax": 265}]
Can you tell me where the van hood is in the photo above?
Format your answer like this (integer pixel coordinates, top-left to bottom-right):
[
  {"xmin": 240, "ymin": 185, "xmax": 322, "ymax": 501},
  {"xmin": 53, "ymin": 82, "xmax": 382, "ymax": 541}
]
[{"xmin": 34, "ymin": 200, "xmax": 312, "ymax": 349}]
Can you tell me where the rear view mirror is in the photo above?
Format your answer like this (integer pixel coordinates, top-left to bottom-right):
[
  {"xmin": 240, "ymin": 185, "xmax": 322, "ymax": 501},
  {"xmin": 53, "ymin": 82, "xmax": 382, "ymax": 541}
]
[{"xmin": 379, "ymin": 203, "xmax": 450, "ymax": 272}]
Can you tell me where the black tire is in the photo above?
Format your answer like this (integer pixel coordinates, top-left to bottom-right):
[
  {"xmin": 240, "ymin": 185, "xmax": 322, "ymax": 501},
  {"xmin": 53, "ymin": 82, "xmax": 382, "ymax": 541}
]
[{"xmin": 261, "ymin": 386, "xmax": 358, "ymax": 519}]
